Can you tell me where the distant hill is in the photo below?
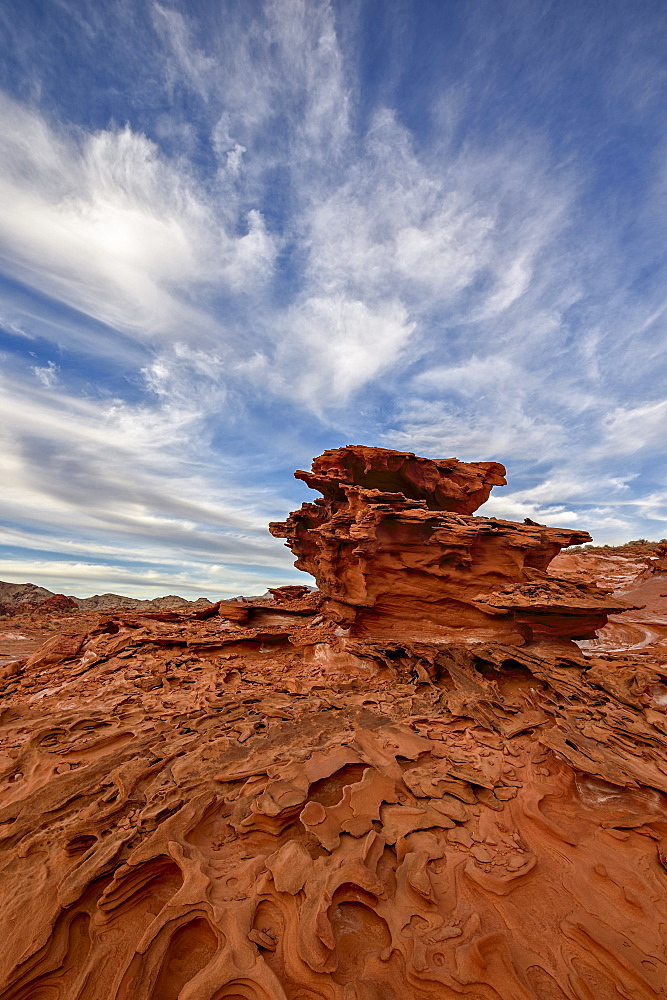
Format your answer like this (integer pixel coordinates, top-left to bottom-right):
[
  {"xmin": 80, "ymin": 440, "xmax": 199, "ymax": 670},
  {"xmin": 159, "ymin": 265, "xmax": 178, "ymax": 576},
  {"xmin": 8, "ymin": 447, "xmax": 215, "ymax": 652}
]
[{"xmin": 0, "ymin": 580, "xmax": 213, "ymax": 615}]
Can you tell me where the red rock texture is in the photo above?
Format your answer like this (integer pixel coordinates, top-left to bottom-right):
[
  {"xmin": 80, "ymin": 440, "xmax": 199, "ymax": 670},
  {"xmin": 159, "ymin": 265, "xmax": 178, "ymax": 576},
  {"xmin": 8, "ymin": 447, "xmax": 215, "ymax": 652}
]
[
  {"xmin": 553, "ymin": 541, "xmax": 667, "ymax": 663},
  {"xmin": 33, "ymin": 593, "xmax": 80, "ymax": 613},
  {"xmin": 294, "ymin": 445, "xmax": 507, "ymax": 513},
  {"xmin": 270, "ymin": 446, "xmax": 631, "ymax": 649},
  {"xmin": 0, "ymin": 449, "xmax": 666, "ymax": 1000}
]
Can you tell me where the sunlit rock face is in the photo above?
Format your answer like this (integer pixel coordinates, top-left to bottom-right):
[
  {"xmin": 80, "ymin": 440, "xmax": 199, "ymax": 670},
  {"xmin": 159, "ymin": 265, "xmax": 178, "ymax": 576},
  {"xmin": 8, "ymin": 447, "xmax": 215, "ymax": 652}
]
[
  {"xmin": 270, "ymin": 445, "xmax": 629, "ymax": 647},
  {"xmin": 0, "ymin": 448, "xmax": 666, "ymax": 1000}
]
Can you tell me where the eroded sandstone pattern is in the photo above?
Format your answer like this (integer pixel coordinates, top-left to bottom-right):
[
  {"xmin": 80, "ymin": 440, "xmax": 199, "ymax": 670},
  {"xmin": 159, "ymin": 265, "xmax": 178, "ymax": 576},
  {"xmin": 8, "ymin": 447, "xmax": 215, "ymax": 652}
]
[{"xmin": 1, "ymin": 447, "xmax": 667, "ymax": 999}]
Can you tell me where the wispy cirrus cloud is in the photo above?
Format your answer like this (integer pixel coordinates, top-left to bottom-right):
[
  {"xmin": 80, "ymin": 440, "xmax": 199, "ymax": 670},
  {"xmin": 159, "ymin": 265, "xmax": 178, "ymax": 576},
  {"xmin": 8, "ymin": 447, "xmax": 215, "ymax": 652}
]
[
  {"xmin": 0, "ymin": 360, "xmax": 301, "ymax": 597},
  {"xmin": 0, "ymin": 95, "xmax": 277, "ymax": 347}
]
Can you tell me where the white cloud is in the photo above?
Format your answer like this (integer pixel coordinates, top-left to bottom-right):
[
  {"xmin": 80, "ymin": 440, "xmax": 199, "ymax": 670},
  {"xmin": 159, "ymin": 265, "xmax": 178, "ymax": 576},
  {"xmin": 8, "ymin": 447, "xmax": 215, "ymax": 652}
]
[
  {"xmin": 152, "ymin": 2, "xmax": 217, "ymax": 102},
  {"xmin": 413, "ymin": 356, "xmax": 516, "ymax": 396},
  {"xmin": 0, "ymin": 557, "xmax": 284, "ymax": 601},
  {"xmin": 600, "ymin": 399, "xmax": 667, "ymax": 456},
  {"xmin": 0, "ymin": 6, "xmax": 575, "ymax": 420},
  {"xmin": 32, "ymin": 360, "xmax": 59, "ymax": 387},
  {"xmin": 272, "ymin": 296, "xmax": 415, "ymax": 411},
  {"xmin": 0, "ymin": 95, "xmax": 277, "ymax": 344},
  {"xmin": 0, "ymin": 364, "xmax": 299, "ymax": 588},
  {"xmin": 480, "ymin": 494, "xmax": 581, "ymax": 527}
]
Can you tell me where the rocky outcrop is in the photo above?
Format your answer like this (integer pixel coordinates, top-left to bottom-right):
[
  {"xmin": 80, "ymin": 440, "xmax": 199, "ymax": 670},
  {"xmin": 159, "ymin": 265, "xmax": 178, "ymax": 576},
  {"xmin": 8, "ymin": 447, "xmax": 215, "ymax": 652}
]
[
  {"xmin": 0, "ymin": 581, "xmax": 54, "ymax": 615},
  {"xmin": 270, "ymin": 445, "xmax": 631, "ymax": 648},
  {"xmin": 33, "ymin": 593, "xmax": 79, "ymax": 613},
  {"xmin": 0, "ymin": 580, "xmax": 214, "ymax": 615},
  {"xmin": 0, "ymin": 450, "xmax": 666, "ymax": 1000},
  {"xmin": 73, "ymin": 593, "xmax": 215, "ymax": 612},
  {"xmin": 292, "ymin": 444, "xmax": 507, "ymax": 513},
  {"xmin": 0, "ymin": 593, "xmax": 78, "ymax": 616}
]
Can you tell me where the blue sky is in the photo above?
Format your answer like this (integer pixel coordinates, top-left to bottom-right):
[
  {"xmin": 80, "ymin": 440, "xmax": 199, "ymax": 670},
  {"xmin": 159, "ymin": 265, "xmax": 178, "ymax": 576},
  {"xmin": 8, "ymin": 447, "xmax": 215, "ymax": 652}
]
[{"xmin": 0, "ymin": 0, "xmax": 665, "ymax": 598}]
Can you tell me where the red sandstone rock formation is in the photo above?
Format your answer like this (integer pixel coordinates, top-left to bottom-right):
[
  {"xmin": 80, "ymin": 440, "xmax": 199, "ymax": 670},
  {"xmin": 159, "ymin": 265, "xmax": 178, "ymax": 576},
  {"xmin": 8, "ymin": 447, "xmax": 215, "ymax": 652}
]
[
  {"xmin": 554, "ymin": 541, "xmax": 667, "ymax": 661},
  {"xmin": 0, "ymin": 594, "xmax": 79, "ymax": 617},
  {"xmin": 270, "ymin": 446, "xmax": 631, "ymax": 648},
  {"xmin": 33, "ymin": 593, "xmax": 79, "ymax": 613},
  {"xmin": 0, "ymin": 448, "xmax": 666, "ymax": 1000}
]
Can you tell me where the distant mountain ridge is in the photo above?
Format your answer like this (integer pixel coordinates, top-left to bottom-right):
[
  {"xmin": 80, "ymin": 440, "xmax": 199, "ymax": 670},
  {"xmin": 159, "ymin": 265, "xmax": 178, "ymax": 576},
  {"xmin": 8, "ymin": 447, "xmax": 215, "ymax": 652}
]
[{"xmin": 0, "ymin": 580, "xmax": 213, "ymax": 615}]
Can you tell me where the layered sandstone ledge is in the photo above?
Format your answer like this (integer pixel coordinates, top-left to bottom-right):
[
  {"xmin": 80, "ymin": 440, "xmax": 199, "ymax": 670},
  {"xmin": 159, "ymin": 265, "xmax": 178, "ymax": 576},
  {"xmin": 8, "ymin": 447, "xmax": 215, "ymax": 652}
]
[
  {"xmin": 0, "ymin": 447, "xmax": 665, "ymax": 1000},
  {"xmin": 270, "ymin": 446, "xmax": 632, "ymax": 647}
]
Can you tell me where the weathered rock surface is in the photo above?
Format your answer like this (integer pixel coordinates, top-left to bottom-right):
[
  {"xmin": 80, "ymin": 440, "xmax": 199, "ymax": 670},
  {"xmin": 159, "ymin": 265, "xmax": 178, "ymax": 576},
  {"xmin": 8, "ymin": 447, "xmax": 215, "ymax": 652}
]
[
  {"xmin": 554, "ymin": 541, "xmax": 667, "ymax": 663},
  {"xmin": 0, "ymin": 449, "xmax": 666, "ymax": 1000},
  {"xmin": 270, "ymin": 446, "xmax": 631, "ymax": 648}
]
